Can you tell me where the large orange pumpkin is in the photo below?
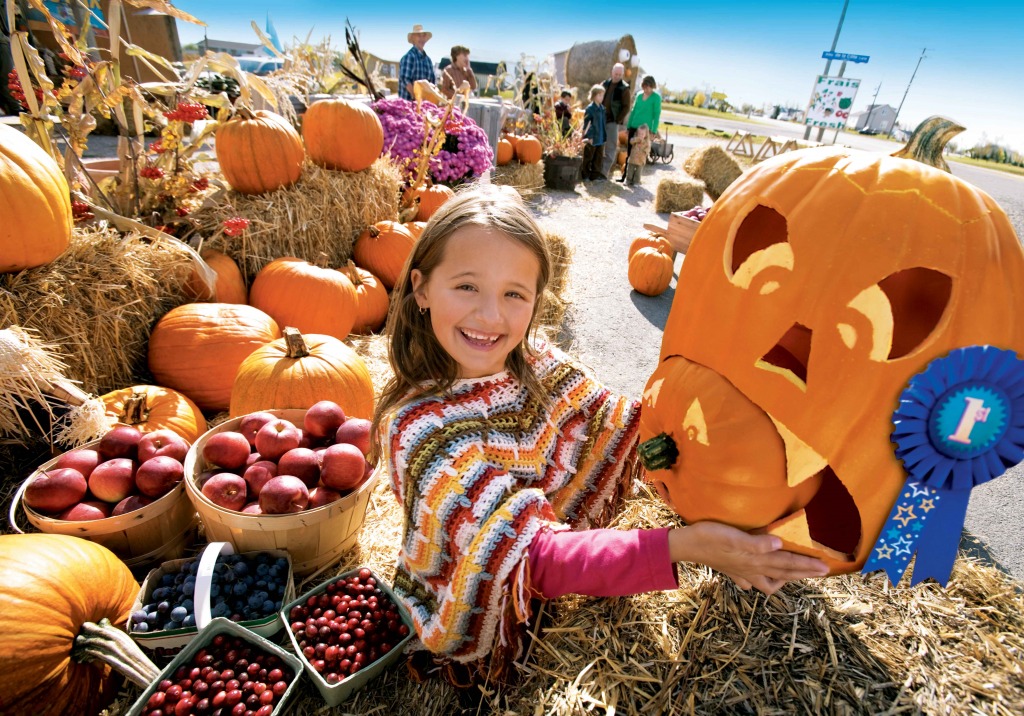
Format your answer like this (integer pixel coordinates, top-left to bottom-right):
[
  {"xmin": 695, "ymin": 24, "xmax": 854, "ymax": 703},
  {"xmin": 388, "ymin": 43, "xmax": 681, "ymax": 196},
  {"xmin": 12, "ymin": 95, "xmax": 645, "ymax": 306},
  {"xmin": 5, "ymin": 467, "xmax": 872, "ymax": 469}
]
[
  {"xmin": 186, "ymin": 249, "xmax": 248, "ymax": 304},
  {"xmin": 628, "ymin": 247, "xmax": 673, "ymax": 296},
  {"xmin": 230, "ymin": 327, "xmax": 375, "ymax": 419},
  {"xmin": 514, "ymin": 135, "xmax": 542, "ymax": 164},
  {"xmin": 496, "ymin": 138, "xmax": 513, "ymax": 166},
  {"xmin": 215, "ymin": 108, "xmax": 304, "ymax": 195},
  {"xmin": 638, "ymin": 117, "xmax": 1024, "ymax": 574},
  {"xmin": 404, "ymin": 221, "xmax": 427, "ymax": 241},
  {"xmin": 343, "ymin": 260, "xmax": 390, "ymax": 334},
  {"xmin": 0, "ymin": 534, "xmax": 150, "ymax": 716},
  {"xmin": 1, "ymin": 124, "xmax": 72, "ymax": 273},
  {"xmin": 411, "ymin": 183, "xmax": 454, "ymax": 221},
  {"xmin": 148, "ymin": 303, "xmax": 281, "ymax": 411},
  {"xmin": 302, "ymin": 98, "xmax": 384, "ymax": 172},
  {"xmin": 353, "ymin": 221, "xmax": 416, "ymax": 290},
  {"xmin": 249, "ymin": 257, "xmax": 358, "ymax": 340},
  {"xmin": 100, "ymin": 384, "xmax": 207, "ymax": 443}
]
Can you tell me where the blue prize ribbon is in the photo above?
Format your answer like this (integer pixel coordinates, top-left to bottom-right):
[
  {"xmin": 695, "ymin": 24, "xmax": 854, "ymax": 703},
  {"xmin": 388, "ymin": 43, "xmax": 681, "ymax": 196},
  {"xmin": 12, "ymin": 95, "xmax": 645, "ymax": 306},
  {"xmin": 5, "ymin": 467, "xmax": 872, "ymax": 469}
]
[{"xmin": 862, "ymin": 346, "xmax": 1024, "ymax": 586}]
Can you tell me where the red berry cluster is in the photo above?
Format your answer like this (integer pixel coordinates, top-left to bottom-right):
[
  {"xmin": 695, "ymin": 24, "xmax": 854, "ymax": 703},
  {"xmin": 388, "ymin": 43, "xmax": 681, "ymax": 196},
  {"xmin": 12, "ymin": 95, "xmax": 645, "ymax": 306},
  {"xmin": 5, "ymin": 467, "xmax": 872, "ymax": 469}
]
[
  {"xmin": 141, "ymin": 633, "xmax": 294, "ymax": 716},
  {"xmin": 139, "ymin": 165, "xmax": 166, "ymax": 180},
  {"xmin": 223, "ymin": 217, "xmax": 250, "ymax": 237},
  {"xmin": 288, "ymin": 568, "xmax": 410, "ymax": 685},
  {"xmin": 6, "ymin": 71, "xmax": 44, "ymax": 109},
  {"xmin": 165, "ymin": 100, "xmax": 209, "ymax": 123},
  {"xmin": 150, "ymin": 138, "xmax": 167, "ymax": 155},
  {"xmin": 68, "ymin": 66, "xmax": 87, "ymax": 81},
  {"xmin": 191, "ymin": 177, "xmax": 210, "ymax": 192},
  {"xmin": 71, "ymin": 200, "xmax": 95, "ymax": 223}
]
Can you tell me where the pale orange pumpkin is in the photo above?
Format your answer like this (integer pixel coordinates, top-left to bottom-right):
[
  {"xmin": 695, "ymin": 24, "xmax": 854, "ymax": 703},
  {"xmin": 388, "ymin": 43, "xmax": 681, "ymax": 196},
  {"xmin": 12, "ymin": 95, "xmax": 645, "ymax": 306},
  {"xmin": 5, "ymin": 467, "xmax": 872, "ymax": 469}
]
[
  {"xmin": 100, "ymin": 384, "xmax": 207, "ymax": 443},
  {"xmin": 514, "ymin": 135, "xmax": 542, "ymax": 164},
  {"xmin": 230, "ymin": 327, "xmax": 375, "ymax": 419},
  {"xmin": 148, "ymin": 303, "xmax": 281, "ymax": 411},
  {"xmin": 1, "ymin": 124, "xmax": 72, "ymax": 273},
  {"xmin": 249, "ymin": 257, "xmax": 358, "ymax": 340},
  {"xmin": 412, "ymin": 183, "xmax": 454, "ymax": 221},
  {"xmin": 496, "ymin": 138, "xmax": 513, "ymax": 166},
  {"xmin": 628, "ymin": 247, "xmax": 674, "ymax": 296},
  {"xmin": 342, "ymin": 260, "xmax": 390, "ymax": 334},
  {"xmin": 353, "ymin": 221, "xmax": 416, "ymax": 290},
  {"xmin": 186, "ymin": 249, "xmax": 248, "ymax": 304},
  {"xmin": 639, "ymin": 117, "xmax": 1024, "ymax": 574},
  {"xmin": 215, "ymin": 108, "xmax": 304, "ymax": 195},
  {"xmin": 302, "ymin": 98, "xmax": 384, "ymax": 172}
]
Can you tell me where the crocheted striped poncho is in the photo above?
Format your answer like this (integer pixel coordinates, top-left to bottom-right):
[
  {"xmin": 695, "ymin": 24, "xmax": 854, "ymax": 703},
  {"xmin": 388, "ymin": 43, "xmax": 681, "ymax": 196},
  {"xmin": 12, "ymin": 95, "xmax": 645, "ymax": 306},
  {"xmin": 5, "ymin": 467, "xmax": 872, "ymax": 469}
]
[{"xmin": 384, "ymin": 342, "xmax": 641, "ymax": 663}]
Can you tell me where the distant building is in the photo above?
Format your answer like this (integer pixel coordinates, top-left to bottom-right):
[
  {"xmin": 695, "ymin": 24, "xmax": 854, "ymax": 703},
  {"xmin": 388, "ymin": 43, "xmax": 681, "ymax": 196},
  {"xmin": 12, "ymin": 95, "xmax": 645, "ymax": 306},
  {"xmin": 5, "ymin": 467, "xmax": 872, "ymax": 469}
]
[
  {"xmin": 200, "ymin": 39, "xmax": 267, "ymax": 57},
  {"xmin": 853, "ymin": 104, "xmax": 897, "ymax": 134}
]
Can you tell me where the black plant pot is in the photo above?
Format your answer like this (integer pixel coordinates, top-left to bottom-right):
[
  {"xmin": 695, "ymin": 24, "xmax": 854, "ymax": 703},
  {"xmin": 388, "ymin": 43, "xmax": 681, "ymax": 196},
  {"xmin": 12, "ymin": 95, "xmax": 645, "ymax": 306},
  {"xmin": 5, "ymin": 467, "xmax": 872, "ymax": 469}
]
[{"xmin": 543, "ymin": 155, "xmax": 583, "ymax": 191}]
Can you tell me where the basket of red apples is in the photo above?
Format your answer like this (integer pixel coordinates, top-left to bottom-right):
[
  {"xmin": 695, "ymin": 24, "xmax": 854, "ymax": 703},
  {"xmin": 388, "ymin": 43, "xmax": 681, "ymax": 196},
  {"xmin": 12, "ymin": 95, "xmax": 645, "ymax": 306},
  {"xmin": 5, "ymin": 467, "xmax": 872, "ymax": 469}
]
[
  {"xmin": 183, "ymin": 402, "xmax": 378, "ymax": 576},
  {"xmin": 8, "ymin": 424, "xmax": 199, "ymax": 571},
  {"xmin": 280, "ymin": 567, "xmax": 415, "ymax": 706}
]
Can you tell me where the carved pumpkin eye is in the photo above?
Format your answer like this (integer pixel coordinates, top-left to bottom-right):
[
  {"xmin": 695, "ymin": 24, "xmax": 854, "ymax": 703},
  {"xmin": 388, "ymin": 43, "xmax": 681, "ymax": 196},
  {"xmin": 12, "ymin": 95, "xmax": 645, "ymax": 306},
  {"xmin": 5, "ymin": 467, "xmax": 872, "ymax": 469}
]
[
  {"xmin": 838, "ymin": 267, "xmax": 953, "ymax": 361},
  {"xmin": 727, "ymin": 205, "xmax": 792, "ymax": 295}
]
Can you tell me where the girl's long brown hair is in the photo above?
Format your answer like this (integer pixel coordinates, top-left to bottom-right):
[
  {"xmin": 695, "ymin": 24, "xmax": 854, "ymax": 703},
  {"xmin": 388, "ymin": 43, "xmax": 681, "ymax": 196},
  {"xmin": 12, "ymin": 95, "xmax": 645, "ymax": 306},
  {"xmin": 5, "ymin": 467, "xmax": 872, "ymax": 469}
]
[{"xmin": 370, "ymin": 185, "xmax": 552, "ymax": 462}]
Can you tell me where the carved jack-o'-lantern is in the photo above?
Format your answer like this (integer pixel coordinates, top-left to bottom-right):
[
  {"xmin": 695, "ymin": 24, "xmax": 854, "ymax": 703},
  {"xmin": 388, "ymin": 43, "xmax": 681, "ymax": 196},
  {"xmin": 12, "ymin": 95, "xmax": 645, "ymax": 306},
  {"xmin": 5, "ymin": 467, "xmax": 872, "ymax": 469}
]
[{"xmin": 639, "ymin": 118, "xmax": 1024, "ymax": 574}]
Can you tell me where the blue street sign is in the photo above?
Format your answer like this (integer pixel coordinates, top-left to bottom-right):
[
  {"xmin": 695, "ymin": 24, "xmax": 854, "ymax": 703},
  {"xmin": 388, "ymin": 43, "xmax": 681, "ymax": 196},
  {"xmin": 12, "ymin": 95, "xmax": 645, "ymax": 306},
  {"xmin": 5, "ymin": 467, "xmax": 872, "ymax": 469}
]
[{"xmin": 822, "ymin": 51, "xmax": 870, "ymax": 63}]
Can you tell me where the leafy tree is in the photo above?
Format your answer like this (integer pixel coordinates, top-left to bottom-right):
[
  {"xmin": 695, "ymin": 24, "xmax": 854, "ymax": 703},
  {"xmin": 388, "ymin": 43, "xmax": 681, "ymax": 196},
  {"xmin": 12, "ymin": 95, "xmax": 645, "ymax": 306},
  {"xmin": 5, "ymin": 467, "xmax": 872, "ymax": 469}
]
[{"xmin": 692, "ymin": 90, "xmax": 706, "ymax": 108}]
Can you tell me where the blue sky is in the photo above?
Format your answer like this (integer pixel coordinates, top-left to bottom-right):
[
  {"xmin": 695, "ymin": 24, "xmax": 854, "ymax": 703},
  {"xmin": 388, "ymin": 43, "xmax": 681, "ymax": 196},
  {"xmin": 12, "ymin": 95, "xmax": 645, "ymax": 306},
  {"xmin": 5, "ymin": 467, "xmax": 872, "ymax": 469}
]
[{"xmin": 171, "ymin": 1, "xmax": 1024, "ymax": 152}]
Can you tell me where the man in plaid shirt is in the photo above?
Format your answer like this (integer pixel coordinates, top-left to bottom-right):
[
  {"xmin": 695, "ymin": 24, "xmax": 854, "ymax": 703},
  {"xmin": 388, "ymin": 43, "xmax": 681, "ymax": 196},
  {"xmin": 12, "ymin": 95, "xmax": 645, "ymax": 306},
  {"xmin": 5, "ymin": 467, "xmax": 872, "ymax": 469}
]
[{"xmin": 399, "ymin": 24, "xmax": 436, "ymax": 101}]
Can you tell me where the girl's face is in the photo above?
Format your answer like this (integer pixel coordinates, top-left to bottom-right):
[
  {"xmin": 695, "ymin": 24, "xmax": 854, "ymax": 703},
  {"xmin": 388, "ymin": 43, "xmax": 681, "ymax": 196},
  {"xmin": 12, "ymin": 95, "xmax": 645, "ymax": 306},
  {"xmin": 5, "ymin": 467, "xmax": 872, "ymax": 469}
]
[
  {"xmin": 412, "ymin": 227, "xmax": 541, "ymax": 379},
  {"xmin": 638, "ymin": 126, "xmax": 649, "ymax": 138},
  {"xmin": 642, "ymin": 85, "xmax": 654, "ymax": 97}
]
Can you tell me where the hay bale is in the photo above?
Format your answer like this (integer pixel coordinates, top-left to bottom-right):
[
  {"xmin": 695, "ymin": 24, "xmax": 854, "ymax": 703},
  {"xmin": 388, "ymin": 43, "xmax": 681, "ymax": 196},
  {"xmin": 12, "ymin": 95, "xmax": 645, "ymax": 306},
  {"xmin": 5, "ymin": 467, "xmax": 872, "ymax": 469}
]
[
  {"xmin": 0, "ymin": 227, "xmax": 195, "ymax": 395},
  {"xmin": 538, "ymin": 227, "xmax": 573, "ymax": 329},
  {"xmin": 654, "ymin": 175, "xmax": 706, "ymax": 213},
  {"xmin": 493, "ymin": 161, "xmax": 545, "ymax": 199},
  {"xmin": 564, "ymin": 35, "xmax": 639, "ymax": 97},
  {"xmin": 682, "ymin": 144, "xmax": 743, "ymax": 200},
  {"xmin": 195, "ymin": 159, "xmax": 402, "ymax": 283}
]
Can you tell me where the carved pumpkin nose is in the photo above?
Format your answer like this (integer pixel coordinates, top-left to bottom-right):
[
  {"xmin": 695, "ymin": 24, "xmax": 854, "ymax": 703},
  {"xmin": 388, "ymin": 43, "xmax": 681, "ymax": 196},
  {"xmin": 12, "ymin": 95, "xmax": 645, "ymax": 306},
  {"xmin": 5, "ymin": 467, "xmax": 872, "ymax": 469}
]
[{"xmin": 639, "ymin": 355, "xmax": 822, "ymax": 530}]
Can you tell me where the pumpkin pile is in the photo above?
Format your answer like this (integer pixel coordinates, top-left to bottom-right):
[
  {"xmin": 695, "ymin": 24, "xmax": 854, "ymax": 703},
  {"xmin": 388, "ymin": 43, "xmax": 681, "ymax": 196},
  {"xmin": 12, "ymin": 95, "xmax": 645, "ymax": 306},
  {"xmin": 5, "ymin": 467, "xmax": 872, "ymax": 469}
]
[
  {"xmin": 498, "ymin": 133, "xmax": 542, "ymax": 167},
  {"xmin": 627, "ymin": 231, "xmax": 675, "ymax": 296}
]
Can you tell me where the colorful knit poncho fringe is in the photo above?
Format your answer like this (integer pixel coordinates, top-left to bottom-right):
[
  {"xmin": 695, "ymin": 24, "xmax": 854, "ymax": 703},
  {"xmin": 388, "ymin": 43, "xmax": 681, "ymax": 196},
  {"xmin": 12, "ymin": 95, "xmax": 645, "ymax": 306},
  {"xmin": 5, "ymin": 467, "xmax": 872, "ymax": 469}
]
[{"xmin": 385, "ymin": 343, "xmax": 641, "ymax": 663}]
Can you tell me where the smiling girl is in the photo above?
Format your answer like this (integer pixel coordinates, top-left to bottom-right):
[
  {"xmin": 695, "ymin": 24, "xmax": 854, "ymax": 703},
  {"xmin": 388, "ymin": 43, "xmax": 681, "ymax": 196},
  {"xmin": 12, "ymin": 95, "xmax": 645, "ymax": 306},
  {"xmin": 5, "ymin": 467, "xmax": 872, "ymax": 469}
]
[{"xmin": 371, "ymin": 185, "xmax": 826, "ymax": 685}]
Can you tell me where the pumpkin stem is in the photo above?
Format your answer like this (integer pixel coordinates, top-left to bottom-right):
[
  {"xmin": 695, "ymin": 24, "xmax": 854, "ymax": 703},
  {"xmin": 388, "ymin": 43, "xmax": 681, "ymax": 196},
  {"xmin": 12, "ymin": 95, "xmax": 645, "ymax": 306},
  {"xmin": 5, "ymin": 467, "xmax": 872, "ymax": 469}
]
[
  {"xmin": 637, "ymin": 432, "xmax": 679, "ymax": 471},
  {"xmin": 316, "ymin": 252, "xmax": 331, "ymax": 269},
  {"xmin": 121, "ymin": 391, "xmax": 148, "ymax": 426},
  {"xmin": 283, "ymin": 326, "xmax": 311, "ymax": 359},
  {"xmin": 72, "ymin": 618, "xmax": 160, "ymax": 688},
  {"xmin": 235, "ymin": 105, "xmax": 256, "ymax": 121},
  {"xmin": 890, "ymin": 115, "xmax": 965, "ymax": 173},
  {"xmin": 345, "ymin": 259, "xmax": 364, "ymax": 287}
]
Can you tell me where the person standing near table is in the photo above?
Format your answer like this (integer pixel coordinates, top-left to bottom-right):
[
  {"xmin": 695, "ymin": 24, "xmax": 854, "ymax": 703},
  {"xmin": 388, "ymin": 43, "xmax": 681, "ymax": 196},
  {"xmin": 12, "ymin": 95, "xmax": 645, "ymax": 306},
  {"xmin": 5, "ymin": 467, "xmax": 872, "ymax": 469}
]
[
  {"xmin": 399, "ymin": 24, "xmax": 436, "ymax": 101},
  {"xmin": 439, "ymin": 45, "xmax": 477, "ymax": 100},
  {"xmin": 601, "ymin": 63, "xmax": 630, "ymax": 179}
]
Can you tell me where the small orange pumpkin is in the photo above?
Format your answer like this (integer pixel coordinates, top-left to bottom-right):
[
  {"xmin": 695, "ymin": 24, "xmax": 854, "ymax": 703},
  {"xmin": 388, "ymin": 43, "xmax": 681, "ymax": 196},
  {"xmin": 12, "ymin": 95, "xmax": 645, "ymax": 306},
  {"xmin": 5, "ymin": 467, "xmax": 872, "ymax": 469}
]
[
  {"xmin": 628, "ymin": 247, "xmax": 674, "ymax": 296},
  {"xmin": 629, "ymin": 233, "xmax": 673, "ymax": 260},
  {"xmin": 148, "ymin": 303, "xmax": 281, "ymax": 412},
  {"xmin": 215, "ymin": 108, "xmax": 304, "ymax": 195},
  {"xmin": 353, "ymin": 221, "xmax": 416, "ymax": 290},
  {"xmin": 496, "ymin": 138, "xmax": 513, "ymax": 166},
  {"xmin": 100, "ymin": 384, "xmax": 206, "ymax": 443},
  {"xmin": 249, "ymin": 256, "xmax": 358, "ymax": 340},
  {"xmin": 186, "ymin": 250, "xmax": 248, "ymax": 304},
  {"xmin": 412, "ymin": 183, "xmax": 454, "ymax": 221},
  {"xmin": 302, "ymin": 98, "xmax": 384, "ymax": 172},
  {"xmin": 230, "ymin": 327, "xmax": 375, "ymax": 419},
  {"xmin": 618, "ymin": 129, "xmax": 628, "ymax": 147},
  {"xmin": 514, "ymin": 135, "xmax": 543, "ymax": 164},
  {"xmin": 342, "ymin": 260, "xmax": 390, "ymax": 334}
]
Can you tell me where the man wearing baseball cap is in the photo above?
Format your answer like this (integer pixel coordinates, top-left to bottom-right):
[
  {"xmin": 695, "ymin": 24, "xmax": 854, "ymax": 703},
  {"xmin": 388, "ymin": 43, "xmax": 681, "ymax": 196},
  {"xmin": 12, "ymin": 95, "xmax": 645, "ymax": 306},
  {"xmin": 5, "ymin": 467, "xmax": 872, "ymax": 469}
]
[{"xmin": 399, "ymin": 24, "xmax": 436, "ymax": 101}]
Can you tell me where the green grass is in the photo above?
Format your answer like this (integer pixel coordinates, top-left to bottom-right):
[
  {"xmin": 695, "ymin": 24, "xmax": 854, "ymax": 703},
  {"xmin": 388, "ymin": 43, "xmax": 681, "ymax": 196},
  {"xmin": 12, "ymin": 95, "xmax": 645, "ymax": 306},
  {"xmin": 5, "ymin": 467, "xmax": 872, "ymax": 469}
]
[
  {"xmin": 661, "ymin": 102, "xmax": 774, "ymax": 126},
  {"xmin": 949, "ymin": 155, "xmax": 1024, "ymax": 177}
]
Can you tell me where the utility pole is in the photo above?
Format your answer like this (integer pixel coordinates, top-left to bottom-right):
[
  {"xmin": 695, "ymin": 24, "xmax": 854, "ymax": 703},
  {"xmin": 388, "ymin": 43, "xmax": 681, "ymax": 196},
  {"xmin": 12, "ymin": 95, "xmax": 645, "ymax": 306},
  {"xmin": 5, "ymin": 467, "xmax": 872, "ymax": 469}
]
[
  {"xmin": 805, "ymin": 0, "xmax": 850, "ymax": 141},
  {"xmin": 888, "ymin": 47, "xmax": 928, "ymax": 139},
  {"xmin": 864, "ymin": 82, "xmax": 881, "ymax": 132}
]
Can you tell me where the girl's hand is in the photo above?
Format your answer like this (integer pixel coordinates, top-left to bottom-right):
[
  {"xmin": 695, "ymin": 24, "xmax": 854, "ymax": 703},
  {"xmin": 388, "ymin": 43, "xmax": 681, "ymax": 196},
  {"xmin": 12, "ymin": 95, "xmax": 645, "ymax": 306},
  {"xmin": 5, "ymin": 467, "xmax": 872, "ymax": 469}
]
[{"xmin": 668, "ymin": 522, "xmax": 829, "ymax": 596}]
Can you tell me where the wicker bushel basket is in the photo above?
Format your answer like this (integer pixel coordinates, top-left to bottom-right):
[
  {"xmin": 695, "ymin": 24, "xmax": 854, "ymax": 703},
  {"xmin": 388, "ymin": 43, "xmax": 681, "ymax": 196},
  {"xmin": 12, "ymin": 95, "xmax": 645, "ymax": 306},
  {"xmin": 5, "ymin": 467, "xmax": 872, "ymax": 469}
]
[
  {"xmin": 183, "ymin": 409, "xmax": 378, "ymax": 577},
  {"xmin": 9, "ymin": 438, "xmax": 199, "ymax": 572}
]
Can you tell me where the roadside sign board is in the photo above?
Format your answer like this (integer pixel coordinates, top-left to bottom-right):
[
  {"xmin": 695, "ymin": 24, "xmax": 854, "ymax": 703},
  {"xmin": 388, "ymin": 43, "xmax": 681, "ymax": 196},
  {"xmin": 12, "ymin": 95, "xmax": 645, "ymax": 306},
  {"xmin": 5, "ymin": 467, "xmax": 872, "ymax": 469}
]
[
  {"xmin": 822, "ymin": 51, "xmax": 870, "ymax": 63},
  {"xmin": 804, "ymin": 75, "xmax": 861, "ymax": 129}
]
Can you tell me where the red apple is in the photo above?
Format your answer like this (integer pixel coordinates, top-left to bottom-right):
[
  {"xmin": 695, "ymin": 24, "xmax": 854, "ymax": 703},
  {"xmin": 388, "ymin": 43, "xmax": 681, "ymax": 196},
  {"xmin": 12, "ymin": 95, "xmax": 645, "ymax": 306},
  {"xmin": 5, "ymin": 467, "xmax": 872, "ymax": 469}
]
[
  {"xmin": 255, "ymin": 419, "xmax": 302, "ymax": 462},
  {"xmin": 135, "ymin": 455, "xmax": 184, "ymax": 498},
  {"xmin": 137, "ymin": 429, "xmax": 190, "ymax": 463},
  {"xmin": 277, "ymin": 448, "xmax": 320, "ymax": 488},
  {"xmin": 55, "ymin": 449, "xmax": 102, "ymax": 480},
  {"xmin": 239, "ymin": 411, "xmax": 278, "ymax": 447},
  {"xmin": 98, "ymin": 424, "xmax": 143, "ymax": 460},
  {"xmin": 320, "ymin": 443, "xmax": 367, "ymax": 491},
  {"xmin": 112, "ymin": 494, "xmax": 153, "ymax": 516},
  {"xmin": 24, "ymin": 468, "xmax": 87, "ymax": 514},
  {"xmin": 242, "ymin": 460, "xmax": 278, "ymax": 497},
  {"xmin": 308, "ymin": 486, "xmax": 343, "ymax": 509},
  {"xmin": 241, "ymin": 502, "xmax": 263, "ymax": 515},
  {"xmin": 258, "ymin": 475, "xmax": 309, "ymax": 514},
  {"xmin": 304, "ymin": 401, "xmax": 347, "ymax": 440},
  {"xmin": 298, "ymin": 433, "xmax": 316, "ymax": 449},
  {"xmin": 58, "ymin": 500, "xmax": 110, "ymax": 521},
  {"xmin": 201, "ymin": 472, "xmax": 248, "ymax": 512},
  {"xmin": 246, "ymin": 452, "xmax": 263, "ymax": 467},
  {"xmin": 202, "ymin": 431, "xmax": 251, "ymax": 470},
  {"xmin": 88, "ymin": 458, "xmax": 138, "ymax": 503},
  {"xmin": 334, "ymin": 418, "xmax": 371, "ymax": 456}
]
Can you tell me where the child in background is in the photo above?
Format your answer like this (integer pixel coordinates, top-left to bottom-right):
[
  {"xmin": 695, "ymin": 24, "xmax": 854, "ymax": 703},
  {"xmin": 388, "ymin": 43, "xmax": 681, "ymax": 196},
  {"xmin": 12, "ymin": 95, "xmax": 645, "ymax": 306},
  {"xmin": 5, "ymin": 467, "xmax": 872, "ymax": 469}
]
[
  {"xmin": 553, "ymin": 90, "xmax": 574, "ymax": 137},
  {"xmin": 580, "ymin": 84, "xmax": 607, "ymax": 181},
  {"xmin": 371, "ymin": 185, "xmax": 828, "ymax": 686},
  {"xmin": 621, "ymin": 123, "xmax": 652, "ymax": 185}
]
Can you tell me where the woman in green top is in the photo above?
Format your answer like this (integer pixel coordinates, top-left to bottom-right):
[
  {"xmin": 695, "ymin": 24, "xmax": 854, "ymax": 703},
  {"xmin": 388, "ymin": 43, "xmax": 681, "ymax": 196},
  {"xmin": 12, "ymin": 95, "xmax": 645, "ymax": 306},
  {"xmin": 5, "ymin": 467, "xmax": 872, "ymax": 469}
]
[{"xmin": 622, "ymin": 76, "xmax": 661, "ymax": 175}]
